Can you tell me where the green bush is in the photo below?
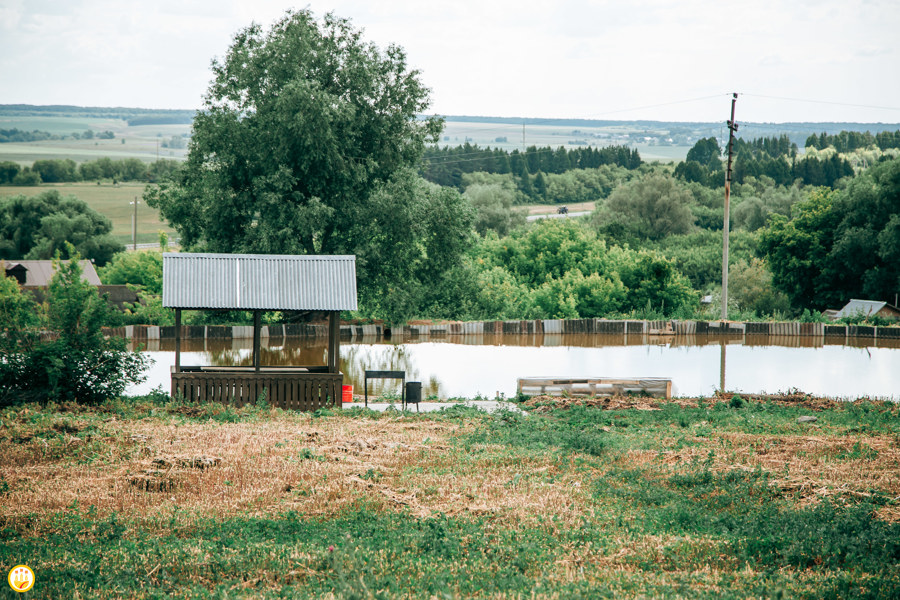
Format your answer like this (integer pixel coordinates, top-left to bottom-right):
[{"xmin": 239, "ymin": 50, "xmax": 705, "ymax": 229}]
[
  {"xmin": 99, "ymin": 251, "xmax": 163, "ymax": 294},
  {"xmin": 0, "ymin": 253, "xmax": 149, "ymax": 406}
]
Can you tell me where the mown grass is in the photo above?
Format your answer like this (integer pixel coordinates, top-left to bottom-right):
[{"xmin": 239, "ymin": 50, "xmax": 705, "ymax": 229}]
[{"xmin": 1, "ymin": 393, "xmax": 898, "ymax": 598}]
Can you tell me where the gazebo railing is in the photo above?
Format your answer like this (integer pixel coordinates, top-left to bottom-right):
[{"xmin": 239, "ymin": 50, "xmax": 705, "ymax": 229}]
[{"xmin": 171, "ymin": 366, "xmax": 341, "ymax": 411}]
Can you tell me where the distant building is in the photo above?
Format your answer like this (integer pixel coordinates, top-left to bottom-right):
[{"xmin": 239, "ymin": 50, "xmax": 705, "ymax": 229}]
[
  {"xmin": 2, "ymin": 259, "xmax": 102, "ymax": 287},
  {"xmin": 831, "ymin": 299, "xmax": 900, "ymax": 321},
  {"xmin": 2, "ymin": 259, "xmax": 138, "ymax": 309}
]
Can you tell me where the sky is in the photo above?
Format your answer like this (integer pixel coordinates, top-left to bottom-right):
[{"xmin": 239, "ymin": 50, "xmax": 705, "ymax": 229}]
[{"xmin": 1, "ymin": 0, "xmax": 899, "ymax": 123}]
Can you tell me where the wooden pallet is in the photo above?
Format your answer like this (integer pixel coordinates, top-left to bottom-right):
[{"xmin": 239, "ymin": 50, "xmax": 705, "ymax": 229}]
[{"xmin": 517, "ymin": 377, "xmax": 672, "ymax": 400}]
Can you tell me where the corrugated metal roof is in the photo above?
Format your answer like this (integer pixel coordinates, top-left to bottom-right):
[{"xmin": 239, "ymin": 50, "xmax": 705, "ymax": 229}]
[
  {"xmin": 835, "ymin": 299, "xmax": 887, "ymax": 318},
  {"xmin": 162, "ymin": 253, "xmax": 358, "ymax": 311},
  {"xmin": 2, "ymin": 260, "xmax": 102, "ymax": 287}
]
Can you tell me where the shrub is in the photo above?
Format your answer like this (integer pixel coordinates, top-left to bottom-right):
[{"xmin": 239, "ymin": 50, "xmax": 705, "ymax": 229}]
[{"xmin": 0, "ymin": 253, "xmax": 149, "ymax": 406}]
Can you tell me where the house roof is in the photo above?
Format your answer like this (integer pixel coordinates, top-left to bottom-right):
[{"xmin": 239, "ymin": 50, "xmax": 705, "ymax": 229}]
[
  {"xmin": 2, "ymin": 260, "xmax": 102, "ymax": 287},
  {"xmin": 161, "ymin": 253, "xmax": 358, "ymax": 311},
  {"xmin": 834, "ymin": 299, "xmax": 900, "ymax": 318}
]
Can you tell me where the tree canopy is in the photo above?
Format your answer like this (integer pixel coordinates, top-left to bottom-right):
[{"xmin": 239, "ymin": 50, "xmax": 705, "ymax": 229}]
[
  {"xmin": 0, "ymin": 190, "xmax": 123, "ymax": 266},
  {"xmin": 759, "ymin": 157, "xmax": 900, "ymax": 309},
  {"xmin": 147, "ymin": 9, "xmax": 441, "ymax": 255},
  {"xmin": 593, "ymin": 172, "xmax": 696, "ymax": 242},
  {"xmin": 145, "ymin": 10, "xmax": 471, "ymax": 321}
]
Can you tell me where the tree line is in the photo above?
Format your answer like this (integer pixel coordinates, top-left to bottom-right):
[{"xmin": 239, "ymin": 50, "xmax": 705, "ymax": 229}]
[
  {"xmin": 674, "ymin": 135, "xmax": 857, "ymax": 188},
  {"xmin": 759, "ymin": 157, "xmax": 900, "ymax": 311},
  {"xmin": 421, "ymin": 143, "xmax": 641, "ymax": 189},
  {"xmin": 0, "ymin": 158, "xmax": 181, "ymax": 185},
  {"xmin": 0, "ymin": 128, "xmax": 116, "ymax": 143},
  {"xmin": 805, "ymin": 129, "xmax": 900, "ymax": 153}
]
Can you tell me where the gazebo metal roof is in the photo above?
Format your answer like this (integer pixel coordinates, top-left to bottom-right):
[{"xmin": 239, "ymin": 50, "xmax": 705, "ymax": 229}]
[{"xmin": 162, "ymin": 253, "xmax": 358, "ymax": 311}]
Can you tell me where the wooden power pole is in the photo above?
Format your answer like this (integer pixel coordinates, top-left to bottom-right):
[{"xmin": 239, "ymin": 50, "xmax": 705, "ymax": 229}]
[
  {"xmin": 721, "ymin": 93, "xmax": 739, "ymax": 321},
  {"xmin": 131, "ymin": 197, "xmax": 139, "ymax": 250}
]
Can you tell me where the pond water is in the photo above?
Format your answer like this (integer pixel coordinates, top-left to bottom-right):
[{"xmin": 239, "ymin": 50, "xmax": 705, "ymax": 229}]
[{"xmin": 128, "ymin": 334, "xmax": 900, "ymax": 400}]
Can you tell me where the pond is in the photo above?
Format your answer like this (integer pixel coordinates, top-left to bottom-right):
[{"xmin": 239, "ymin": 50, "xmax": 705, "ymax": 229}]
[{"xmin": 128, "ymin": 333, "xmax": 900, "ymax": 400}]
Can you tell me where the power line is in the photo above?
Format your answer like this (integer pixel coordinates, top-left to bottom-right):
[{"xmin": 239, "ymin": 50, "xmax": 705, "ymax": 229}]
[
  {"xmin": 430, "ymin": 93, "xmax": 735, "ymax": 143},
  {"xmin": 580, "ymin": 93, "xmax": 731, "ymax": 119},
  {"xmin": 739, "ymin": 93, "xmax": 900, "ymax": 114}
]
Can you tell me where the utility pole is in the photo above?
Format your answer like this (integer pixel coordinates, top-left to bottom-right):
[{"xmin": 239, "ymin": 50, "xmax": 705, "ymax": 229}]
[
  {"xmin": 522, "ymin": 122, "xmax": 526, "ymax": 152},
  {"xmin": 721, "ymin": 93, "xmax": 738, "ymax": 321},
  {"xmin": 130, "ymin": 197, "xmax": 139, "ymax": 250}
]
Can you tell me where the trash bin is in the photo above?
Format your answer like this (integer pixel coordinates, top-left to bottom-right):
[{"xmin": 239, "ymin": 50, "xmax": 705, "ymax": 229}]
[
  {"xmin": 405, "ymin": 381, "xmax": 421, "ymax": 411},
  {"xmin": 342, "ymin": 385, "xmax": 354, "ymax": 403}
]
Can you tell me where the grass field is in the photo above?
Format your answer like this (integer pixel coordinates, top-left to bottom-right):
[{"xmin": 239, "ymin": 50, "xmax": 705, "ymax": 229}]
[
  {"xmin": 1, "ymin": 392, "xmax": 898, "ymax": 598},
  {"xmin": 0, "ymin": 115, "xmax": 191, "ymax": 165},
  {"xmin": 0, "ymin": 183, "xmax": 176, "ymax": 245}
]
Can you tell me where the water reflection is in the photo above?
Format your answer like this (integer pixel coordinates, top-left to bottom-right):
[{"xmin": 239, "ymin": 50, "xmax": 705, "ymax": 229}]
[{"xmin": 130, "ymin": 333, "xmax": 900, "ymax": 400}]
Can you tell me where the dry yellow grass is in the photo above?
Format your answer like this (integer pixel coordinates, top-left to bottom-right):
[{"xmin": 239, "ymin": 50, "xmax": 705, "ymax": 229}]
[
  {"xmin": 4, "ymin": 400, "xmax": 899, "ymax": 598},
  {"xmin": 0, "ymin": 410, "xmax": 598, "ymax": 535}
]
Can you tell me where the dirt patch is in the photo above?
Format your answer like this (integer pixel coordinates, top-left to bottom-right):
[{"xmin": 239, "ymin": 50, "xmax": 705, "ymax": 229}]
[
  {"xmin": 713, "ymin": 432, "xmax": 900, "ymax": 507},
  {"xmin": 523, "ymin": 395, "xmax": 668, "ymax": 412},
  {"xmin": 711, "ymin": 390, "xmax": 842, "ymax": 411},
  {"xmin": 0, "ymin": 413, "xmax": 595, "ymax": 530},
  {"xmin": 523, "ymin": 391, "xmax": 888, "ymax": 413}
]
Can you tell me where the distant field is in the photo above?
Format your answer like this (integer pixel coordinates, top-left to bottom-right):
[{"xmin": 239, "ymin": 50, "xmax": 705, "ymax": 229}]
[
  {"xmin": 630, "ymin": 143, "xmax": 690, "ymax": 163},
  {"xmin": 0, "ymin": 114, "xmax": 190, "ymax": 165},
  {"xmin": 0, "ymin": 183, "xmax": 176, "ymax": 245},
  {"xmin": 439, "ymin": 120, "xmax": 692, "ymax": 162}
]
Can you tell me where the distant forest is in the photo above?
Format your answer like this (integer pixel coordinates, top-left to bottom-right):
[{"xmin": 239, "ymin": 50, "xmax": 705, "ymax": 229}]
[
  {"xmin": 422, "ymin": 144, "xmax": 642, "ymax": 189},
  {"xmin": 0, "ymin": 105, "xmax": 195, "ymax": 126}
]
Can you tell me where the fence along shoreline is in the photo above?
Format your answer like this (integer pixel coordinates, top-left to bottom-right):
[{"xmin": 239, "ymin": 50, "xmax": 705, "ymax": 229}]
[{"xmin": 105, "ymin": 319, "xmax": 900, "ymax": 344}]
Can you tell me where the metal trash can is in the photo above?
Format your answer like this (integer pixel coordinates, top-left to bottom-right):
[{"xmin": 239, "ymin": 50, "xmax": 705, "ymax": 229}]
[{"xmin": 405, "ymin": 381, "xmax": 421, "ymax": 411}]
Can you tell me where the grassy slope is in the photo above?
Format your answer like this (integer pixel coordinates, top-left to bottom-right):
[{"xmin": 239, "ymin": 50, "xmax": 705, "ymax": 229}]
[{"xmin": 1, "ymin": 393, "xmax": 898, "ymax": 599}]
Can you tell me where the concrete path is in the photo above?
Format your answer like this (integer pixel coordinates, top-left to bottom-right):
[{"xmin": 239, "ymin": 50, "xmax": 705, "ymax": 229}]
[{"xmin": 342, "ymin": 400, "xmax": 526, "ymax": 414}]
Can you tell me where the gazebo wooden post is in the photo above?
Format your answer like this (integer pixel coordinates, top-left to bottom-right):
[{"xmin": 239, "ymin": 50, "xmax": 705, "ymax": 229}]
[
  {"xmin": 252, "ymin": 310, "xmax": 262, "ymax": 373},
  {"xmin": 174, "ymin": 308, "xmax": 182, "ymax": 373},
  {"xmin": 328, "ymin": 311, "xmax": 340, "ymax": 374}
]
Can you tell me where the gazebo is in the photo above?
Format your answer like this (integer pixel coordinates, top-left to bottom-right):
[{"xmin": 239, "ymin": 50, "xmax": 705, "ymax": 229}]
[{"xmin": 162, "ymin": 253, "xmax": 357, "ymax": 411}]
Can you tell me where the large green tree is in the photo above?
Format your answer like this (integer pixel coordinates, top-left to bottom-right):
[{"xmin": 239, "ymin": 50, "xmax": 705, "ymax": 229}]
[
  {"xmin": 465, "ymin": 184, "xmax": 526, "ymax": 237},
  {"xmin": 472, "ymin": 219, "xmax": 697, "ymax": 319},
  {"xmin": 758, "ymin": 188, "xmax": 839, "ymax": 309},
  {"xmin": 593, "ymin": 172, "xmax": 696, "ymax": 241},
  {"xmin": 760, "ymin": 158, "xmax": 900, "ymax": 310},
  {"xmin": 0, "ymin": 190, "xmax": 123, "ymax": 266},
  {"xmin": 145, "ymin": 10, "xmax": 467, "ymax": 321}
]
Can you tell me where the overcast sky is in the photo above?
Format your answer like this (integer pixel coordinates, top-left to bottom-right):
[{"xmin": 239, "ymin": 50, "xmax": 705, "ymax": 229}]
[{"xmin": 1, "ymin": 0, "xmax": 899, "ymax": 123}]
